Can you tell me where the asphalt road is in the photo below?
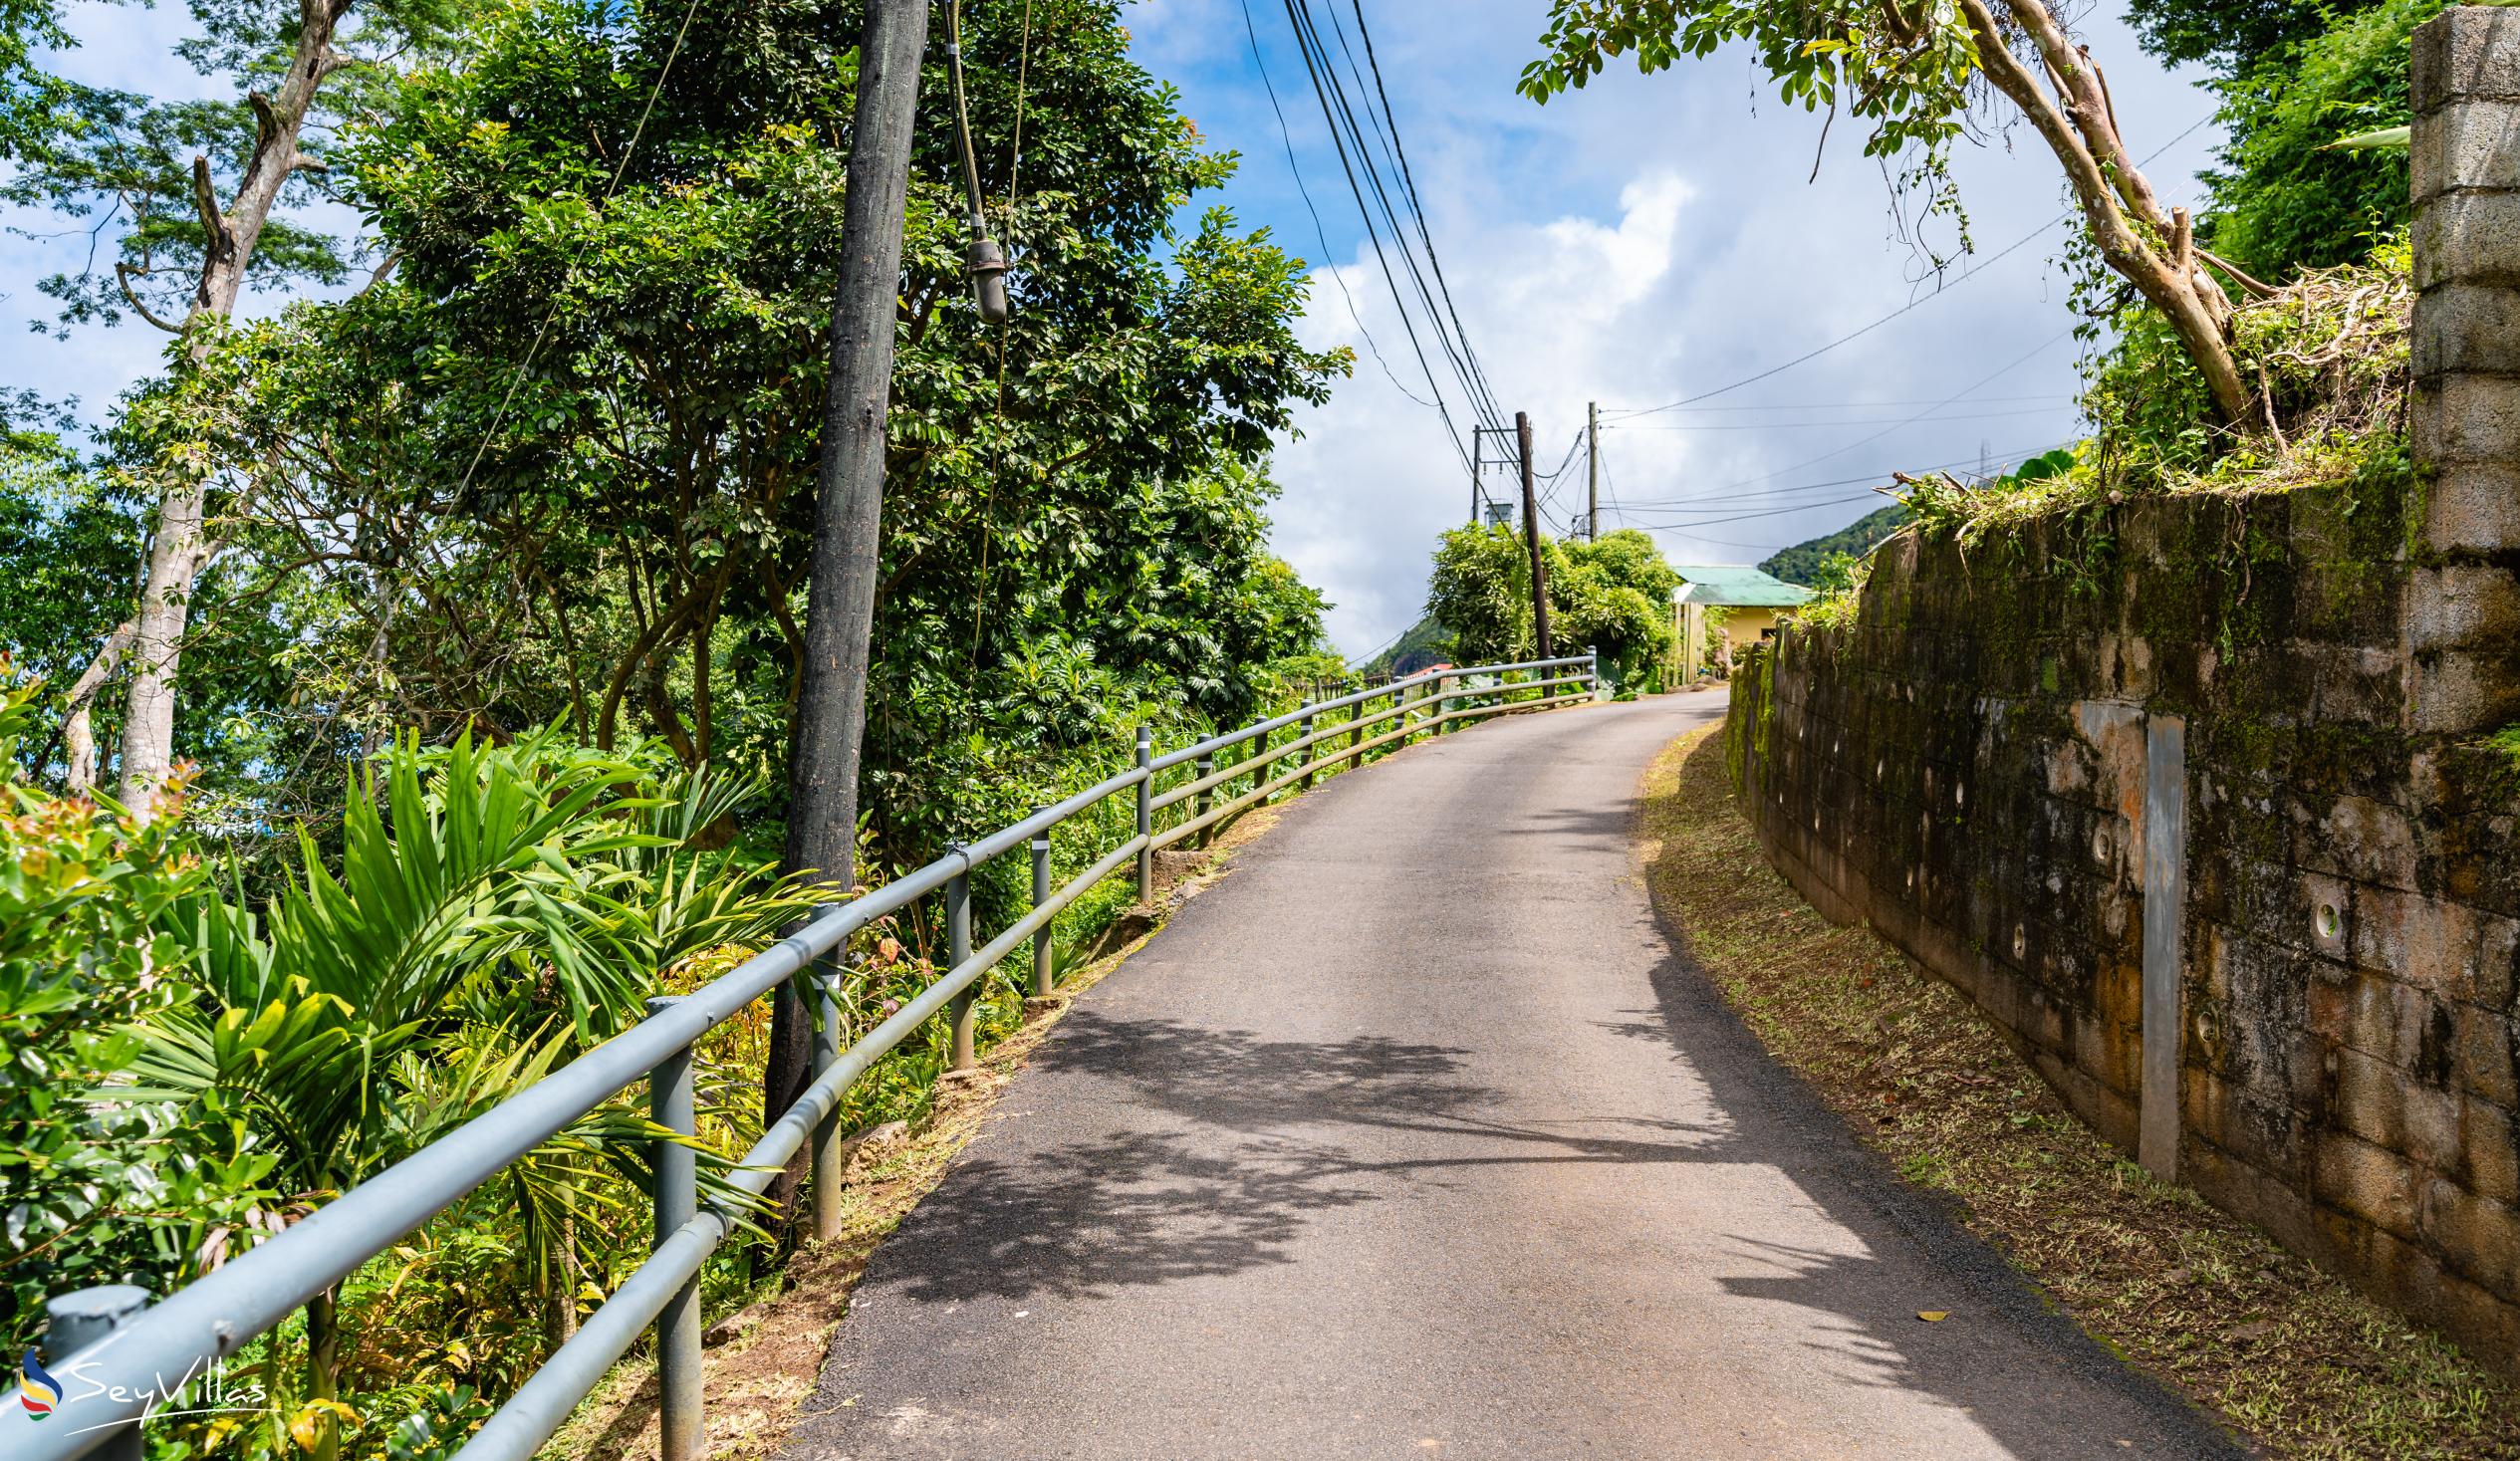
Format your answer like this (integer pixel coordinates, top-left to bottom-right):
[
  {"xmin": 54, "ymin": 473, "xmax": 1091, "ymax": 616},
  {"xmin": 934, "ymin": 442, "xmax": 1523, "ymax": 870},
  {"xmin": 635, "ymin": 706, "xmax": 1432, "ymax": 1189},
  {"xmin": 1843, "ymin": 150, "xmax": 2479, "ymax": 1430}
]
[{"xmin": 782, "ymin": 693, "xmax": 2238, "ymax": 1460}]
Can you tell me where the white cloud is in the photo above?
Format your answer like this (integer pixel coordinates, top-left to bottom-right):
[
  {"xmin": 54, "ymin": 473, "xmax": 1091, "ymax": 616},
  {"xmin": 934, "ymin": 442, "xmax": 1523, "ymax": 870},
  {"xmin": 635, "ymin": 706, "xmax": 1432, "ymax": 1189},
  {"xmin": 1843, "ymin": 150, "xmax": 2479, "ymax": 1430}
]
[{"xmin": 1127, "ymin": 0, "xmax": 2225, "ymax": 657}]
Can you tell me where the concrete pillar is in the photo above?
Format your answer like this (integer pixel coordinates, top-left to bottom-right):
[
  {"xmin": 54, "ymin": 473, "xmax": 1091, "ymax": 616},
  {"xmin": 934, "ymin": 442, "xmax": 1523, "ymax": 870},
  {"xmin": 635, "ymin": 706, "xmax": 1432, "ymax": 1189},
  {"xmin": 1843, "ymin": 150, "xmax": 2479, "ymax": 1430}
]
[{"xmin": 2408, "ymin": 6, "xmax": 2520, "ymax": 734}]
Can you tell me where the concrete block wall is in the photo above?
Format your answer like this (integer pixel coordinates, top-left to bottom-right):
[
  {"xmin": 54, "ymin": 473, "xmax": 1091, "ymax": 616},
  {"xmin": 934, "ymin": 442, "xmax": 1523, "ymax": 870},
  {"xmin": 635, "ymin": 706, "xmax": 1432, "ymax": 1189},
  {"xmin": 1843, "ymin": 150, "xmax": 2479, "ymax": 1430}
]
[{"xmin": 1726, "ymin": 8, "xmax": 2520, "ymax": 1374}]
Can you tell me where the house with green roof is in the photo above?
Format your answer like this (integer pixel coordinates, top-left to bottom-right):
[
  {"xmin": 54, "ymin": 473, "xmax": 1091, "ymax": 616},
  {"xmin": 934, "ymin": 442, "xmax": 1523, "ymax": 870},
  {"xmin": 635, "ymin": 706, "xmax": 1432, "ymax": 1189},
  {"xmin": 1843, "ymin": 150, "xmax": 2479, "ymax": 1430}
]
[{"xmin": 1668, "ymin": 565, "xmax": 1815, "ymax": 683}]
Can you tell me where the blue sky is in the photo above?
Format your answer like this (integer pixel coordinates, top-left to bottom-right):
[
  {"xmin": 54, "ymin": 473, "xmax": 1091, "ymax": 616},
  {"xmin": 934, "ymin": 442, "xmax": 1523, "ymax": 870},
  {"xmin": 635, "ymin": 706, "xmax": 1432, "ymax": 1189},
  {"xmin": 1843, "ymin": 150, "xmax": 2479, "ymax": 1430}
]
[
  {"xmin": 1, "ymin": 1, "xmax": 2229, "ymax": 658},
  {"xmin": 1121, "ymin": 1, "xmax": 2226, "ymax": 655}
]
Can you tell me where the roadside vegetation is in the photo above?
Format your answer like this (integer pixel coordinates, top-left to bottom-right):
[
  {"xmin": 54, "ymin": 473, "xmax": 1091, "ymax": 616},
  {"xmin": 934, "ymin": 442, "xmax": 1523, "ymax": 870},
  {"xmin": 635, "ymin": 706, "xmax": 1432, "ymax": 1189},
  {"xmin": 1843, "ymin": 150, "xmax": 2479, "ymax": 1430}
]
[
  {"xmin": 1642, "ymin": 726, "xmax": 2519, "ymax": 1460},
  {"xmin": 1420, "ymin": 525, "xmax": 1680, "ymax": 691},
  {"xmin": 0, "ymin": 0, "xmax": 1358, "ymax": 1454}
]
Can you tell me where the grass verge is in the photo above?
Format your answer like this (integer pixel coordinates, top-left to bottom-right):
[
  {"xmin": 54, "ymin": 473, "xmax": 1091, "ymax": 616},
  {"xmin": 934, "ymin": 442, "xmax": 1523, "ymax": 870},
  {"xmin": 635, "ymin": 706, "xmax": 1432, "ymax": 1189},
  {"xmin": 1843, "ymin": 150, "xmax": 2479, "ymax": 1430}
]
[{"xmin": 1641, "ymin": 724, "xmax": 2516, "ymax": 1460}]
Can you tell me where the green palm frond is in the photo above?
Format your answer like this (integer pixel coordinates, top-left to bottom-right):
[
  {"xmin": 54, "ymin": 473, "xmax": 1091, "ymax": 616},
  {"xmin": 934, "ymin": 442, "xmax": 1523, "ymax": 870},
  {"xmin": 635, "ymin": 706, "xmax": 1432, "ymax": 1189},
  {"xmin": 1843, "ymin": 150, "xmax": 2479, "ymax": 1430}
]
[{"xmin": 2324, "ymin": 123, "xmax": 2410, "ymax": 150}]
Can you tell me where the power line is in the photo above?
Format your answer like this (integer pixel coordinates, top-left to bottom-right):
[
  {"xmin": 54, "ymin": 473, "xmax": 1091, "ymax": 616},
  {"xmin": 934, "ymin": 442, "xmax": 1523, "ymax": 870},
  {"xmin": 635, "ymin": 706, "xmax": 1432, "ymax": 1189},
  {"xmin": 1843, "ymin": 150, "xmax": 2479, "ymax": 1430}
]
[
  {"xmin": 1616, "ymin": 490, "xmax": 1891, "ymax": 529},
  {"xmin": 1656, "ymin": 329, "xmax": 2073, "ymax": 503},
  {"xmin": 1606, "ymin": 403, "xmax": 2067, "ymax": 431},
  {"xmin": 1236, "ymin": 0, "xmax": 1442, "ymax": 420},
  {"xmin": 1607, "ymin": 440, "xmax": 2058, "ymax": 522},
  {"xmin": 1601, "ymin": 112, "xmax": 2216, "ymax": 422},
  {"xmin": 1338, "ymin": 0, "xmax": 1508, "ymax": 429},
  {"xmin": 1605, "ymin": 393, "xmax": 2072, "ymax": 414},
  {"xmin": 1275, "ymin": 0, "xmax": 1505, "ymax": 431},
  {"xmin": 1534, "ymin": 428, "xmax": 1584, "ymax": 482},
  {"xmin": 1610, "ymin": 438, "xmax": 2062, "ymax": 511},
  {"xmin": 1239, "ymin": 0, "xmax": 1468, "ymax": 475},
  {"xmin": 453, "ymin": 0, "xmax": 709, "ymax": 498}
]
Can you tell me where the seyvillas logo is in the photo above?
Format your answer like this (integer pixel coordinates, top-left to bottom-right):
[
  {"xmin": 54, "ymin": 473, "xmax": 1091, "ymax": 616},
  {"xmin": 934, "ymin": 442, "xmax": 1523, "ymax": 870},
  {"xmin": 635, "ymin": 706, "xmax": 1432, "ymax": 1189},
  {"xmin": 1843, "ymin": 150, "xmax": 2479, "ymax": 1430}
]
[
  {"xmin": 19, "ymin": 1348, "xmax": 61, "ymax": 1418},
  {"xmin": 22, "ymin": 1349, "xmax": 275, "ymax": 1439}
]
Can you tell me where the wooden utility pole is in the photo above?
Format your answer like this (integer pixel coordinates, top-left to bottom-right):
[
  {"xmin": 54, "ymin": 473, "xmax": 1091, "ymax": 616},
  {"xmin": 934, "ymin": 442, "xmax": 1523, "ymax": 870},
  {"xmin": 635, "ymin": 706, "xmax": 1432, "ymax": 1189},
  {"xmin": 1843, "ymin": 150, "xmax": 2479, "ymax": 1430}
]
[
  {"xmin": 1517, "ymin": 410, "xmax": 1554, "ymax": 659},
  {"xmin": 1469, "ymin": 427, "xmax": 1482, "ymax": 525},
  {"xmin": 1586, "ymin": 400, "xmax": 1600, "ymax": 541},
  {"xmin": 767, "ymin": 0, "xmax": 929, "ymax": 1227}
]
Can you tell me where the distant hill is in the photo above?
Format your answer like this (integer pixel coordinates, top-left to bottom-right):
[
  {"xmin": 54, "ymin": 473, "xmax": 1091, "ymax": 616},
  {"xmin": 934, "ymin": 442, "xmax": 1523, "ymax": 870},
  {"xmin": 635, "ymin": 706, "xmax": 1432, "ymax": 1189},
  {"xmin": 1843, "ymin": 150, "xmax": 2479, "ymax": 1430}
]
[
  {"xmin": 1360, "ymin": 615, "xmax": 1452, "ymax": 677},
  {"xmin": 1760, "ymin": 504, "xmax": 1910, "ymax": 587}
]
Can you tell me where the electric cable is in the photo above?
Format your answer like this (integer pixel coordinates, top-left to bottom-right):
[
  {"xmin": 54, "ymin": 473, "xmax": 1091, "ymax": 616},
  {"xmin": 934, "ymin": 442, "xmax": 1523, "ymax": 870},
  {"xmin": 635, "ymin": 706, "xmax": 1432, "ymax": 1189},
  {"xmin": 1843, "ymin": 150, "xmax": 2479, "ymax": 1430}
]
[
  {"xmin": 453, "ymin": 0, "xmax": 707, "ymax": 499},
  {"xmin": 1601, "ymin": 112, "xmax": 2216, "ymax": 421},
  {"xmin": 1340, "ymin": 0, "xmax": 1508, "ymax": 429},
  {"xmin": 1280, "ymin": 0, "xmax": 1503, "ymax": 429},
  {"xmin": 1283, "ymin": 4, "xmax": 1498, "ymax": 429},
  {"xmin": 1608, "ymin": 439, "xmax": 2060, "ymax": 511},
  {"xmin": 1237, "ymin": 0, "xmax": 1448, "ymax": 423}
]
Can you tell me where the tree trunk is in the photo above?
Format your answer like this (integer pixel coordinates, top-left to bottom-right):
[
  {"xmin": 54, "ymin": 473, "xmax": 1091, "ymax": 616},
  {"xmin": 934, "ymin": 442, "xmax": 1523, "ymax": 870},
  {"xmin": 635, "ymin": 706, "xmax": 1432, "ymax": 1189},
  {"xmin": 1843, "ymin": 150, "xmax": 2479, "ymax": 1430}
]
[
  {"xmin": 765, "ymin": 0, "xmax": 930, "ymax": 1245},
  {"xmin": 1955, "ymin": 0, "xmax": 2254, "ymax": 428},
  {"xmin": 542, "ymin": 1199, "xmax": 580, "ymax": 1345},
  {"xmin": 113, "ymin": 0, "xmax": 353, "ymax": 814},
  {"xmin": 59, "ymin": 618, "xmax": 131, "ymax": 793},
  {"xmin": 304, "ymin": 1284, "xmax": 343, "ymax": 1461}
]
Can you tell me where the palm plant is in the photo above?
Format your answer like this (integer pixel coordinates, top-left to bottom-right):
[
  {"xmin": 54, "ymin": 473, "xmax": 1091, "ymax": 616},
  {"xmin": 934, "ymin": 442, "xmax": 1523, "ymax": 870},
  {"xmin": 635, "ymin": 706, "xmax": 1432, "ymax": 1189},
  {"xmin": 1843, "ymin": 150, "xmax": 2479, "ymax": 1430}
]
[{"xmin": 123, "ymin": 730, "xmax": 813, "ymax": 1458}]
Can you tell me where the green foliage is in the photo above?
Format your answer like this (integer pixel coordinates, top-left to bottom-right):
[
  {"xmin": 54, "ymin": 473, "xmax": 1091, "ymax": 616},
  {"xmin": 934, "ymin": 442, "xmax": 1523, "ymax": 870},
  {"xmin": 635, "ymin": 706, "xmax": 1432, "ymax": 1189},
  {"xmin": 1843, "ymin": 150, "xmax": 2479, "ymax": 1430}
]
[
  {"xmin": 2083, "ymin": 240, "xmax": 2411, "ymax": 493},
  {"xmin": 1760, "ymin": 503, "xmax": 1908, "ymax": 587},
  {"xmin": 0, "ymin": 672, "xmax": 278, "ymax": 1353},
  {"xmin": 1359, "ymin": 614, "xmax": 1453, "ymax": 678},
  {"xmin": 0, "ymin": 0, "xmax": 69, "ymax": 160},
  {"xmin": 2487, "ymin": 726, "xmax": 2520, "ymax": 789},
  {"xmin": 2202, "ymin": 0, "xmax": 2443, "ymax": 279},
  {"xmin": 1425, "ymin": 525, "xmax": 1677, "ymax": 679},
  {"xmin": 5, "ymin": 0, "xmax": 473, "ymax": 333},
  {"xmin": 2126, "ymin": 0, "xmax": 2386, "ymax": 71},
  {"xmin": 1, "ymin": 0, "xmax": 1348, "ymax": 1439},
  {"xmin": 0, "ymin": 409, "xmax": 141, "ymax": 774},
  {"xmin": 132, "ymin": 732, "xmax": 806, "ymax": 1204},
  {"xmin": 121, "ymin": 0, "xmax": 1346, "ymax": 881}
]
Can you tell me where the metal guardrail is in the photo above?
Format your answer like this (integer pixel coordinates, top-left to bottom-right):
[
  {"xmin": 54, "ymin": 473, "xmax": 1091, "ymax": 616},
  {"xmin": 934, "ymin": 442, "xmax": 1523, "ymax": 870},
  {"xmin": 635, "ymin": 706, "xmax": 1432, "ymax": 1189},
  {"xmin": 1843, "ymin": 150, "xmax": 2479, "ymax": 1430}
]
[{"xmin": 9, "ymin": 651, "xmax": 1600, "ymax": 1461}]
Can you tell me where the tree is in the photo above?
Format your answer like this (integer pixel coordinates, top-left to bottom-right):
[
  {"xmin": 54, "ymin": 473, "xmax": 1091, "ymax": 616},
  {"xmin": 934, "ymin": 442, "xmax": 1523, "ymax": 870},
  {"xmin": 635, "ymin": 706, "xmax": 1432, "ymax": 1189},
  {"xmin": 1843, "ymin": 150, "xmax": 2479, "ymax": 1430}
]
[
  {"xmin": 1523, "ymin": 0, "xmax": 2258, "ymax": 428},
  {"xmin": 0, "ymin": 672, "xmax": 276, "ymax": 1360},
  {"xmin": 1760, "ymin": 503, "xmax": 1907, "ymax": 587},
  {"xmin": 10, "ymin": 0, "xmax": 471, "ymax": 807},
  {"xmin": 0, "ymin": 0, "xmax": 67, "ymax": 159},
  {"xmin": 1426, "ymin": 524, "xmax": 1675, "ymax": 678},
  {"xmin": 2124, "ymin": 0, "xmax": 2384, "ymax": 73},
  {"xmin": 2201, "ymin": 0, "xmax": 2440, "ymax": 276},
  {"xmin": 149, "ymin": 0, "xmax": 1344, "ymax": 846}
]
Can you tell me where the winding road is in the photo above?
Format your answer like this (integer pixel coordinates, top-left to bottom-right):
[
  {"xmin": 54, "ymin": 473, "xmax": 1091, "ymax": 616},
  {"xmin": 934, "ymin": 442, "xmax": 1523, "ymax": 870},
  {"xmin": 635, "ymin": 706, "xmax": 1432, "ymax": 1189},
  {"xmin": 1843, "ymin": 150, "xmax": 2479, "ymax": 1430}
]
[{"xmin": 781, "ymin": 693, "xmax": 2236, "ymax": 1460}]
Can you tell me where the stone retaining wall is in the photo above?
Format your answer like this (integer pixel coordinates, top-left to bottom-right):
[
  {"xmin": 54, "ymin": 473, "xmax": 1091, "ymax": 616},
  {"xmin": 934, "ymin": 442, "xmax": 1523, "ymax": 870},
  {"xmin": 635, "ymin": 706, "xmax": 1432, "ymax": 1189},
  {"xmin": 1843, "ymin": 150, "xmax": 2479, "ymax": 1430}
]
[{"xmin": 1727, "ymin": 7, "xmax": 2520, "ymax": 1375}]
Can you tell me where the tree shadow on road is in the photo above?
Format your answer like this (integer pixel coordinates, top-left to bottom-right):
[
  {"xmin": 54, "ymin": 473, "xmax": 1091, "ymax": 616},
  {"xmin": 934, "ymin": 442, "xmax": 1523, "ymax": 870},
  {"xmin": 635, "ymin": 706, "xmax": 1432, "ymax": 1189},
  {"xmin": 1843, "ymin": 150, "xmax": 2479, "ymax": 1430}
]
[{"xmin": 854, "ymin": 1011, "xmax": 1733, "ymax": 1310}]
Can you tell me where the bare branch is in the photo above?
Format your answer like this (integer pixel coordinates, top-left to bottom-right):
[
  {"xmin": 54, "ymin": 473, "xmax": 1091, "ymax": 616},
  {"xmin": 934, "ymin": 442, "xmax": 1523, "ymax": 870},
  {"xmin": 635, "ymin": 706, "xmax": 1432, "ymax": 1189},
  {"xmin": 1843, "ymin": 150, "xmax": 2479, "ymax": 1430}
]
[
  {"xmin": 189, "ymin": 156, "xmax": 227, "ymax": 246},
  {"xmin": 114, "ymin": 263, "xmax": 184, "ymax": 334},
  {"xmin": 57, "ymin": 619, "xmax": 135, "ymax": 792},
  {"xmin": 2197, "ymin": 246, "xmax": 2278, "ymax": 299},
  {"xmin": 248, "ymin": 91, "xmax": 281, "ymax": 151},
  {"xmin": 357, "ymin": 250, "xmax": 403, "ymax": 296}
]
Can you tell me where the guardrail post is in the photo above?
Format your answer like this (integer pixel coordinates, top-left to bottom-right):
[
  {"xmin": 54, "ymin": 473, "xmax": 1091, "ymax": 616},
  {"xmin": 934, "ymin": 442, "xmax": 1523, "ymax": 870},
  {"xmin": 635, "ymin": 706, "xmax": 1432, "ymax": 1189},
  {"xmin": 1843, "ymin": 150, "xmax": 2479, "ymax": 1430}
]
[
  {"xmin": 1134, "ymin": 725, "xmax": 1153, "ymax": 902},
  {"xmin": 1349, "ymin": 700, "xmax": 1366, "ymax": 767},
  {"xmin": 645, "ymin": 996, "xmax": 701, "ymax": 1461},
  {"xmin": 1031, "ymin": 829, "xmax": 1055, "ymax": 996},
  {"xmin": 44, "ymin": 1286, "xmax": 149, "ymax": 1461},
  {"xmin": 1299, "ymin": 714, "xmax": 1317, "ymax": 788},
  {"xmin": 1432, "ymin": 674, "xmax": 1449, "ymax": 735},
  {"xmin": 1589, "ymin": 644, "xmax": 1602, "ymax": 697},
  {"xmin": 811, "ymin": 937, "xmax": 846, "ymax": 1242},
  {"xmin": 1193, "ymin": 753, "xmax": 1215, "ymax": 849},
  {"xmin": 945, "ymin": 854, "xmax": 976, "ymax": 1071}
]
